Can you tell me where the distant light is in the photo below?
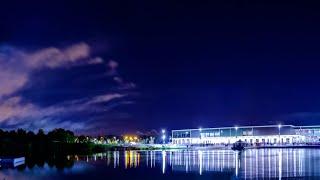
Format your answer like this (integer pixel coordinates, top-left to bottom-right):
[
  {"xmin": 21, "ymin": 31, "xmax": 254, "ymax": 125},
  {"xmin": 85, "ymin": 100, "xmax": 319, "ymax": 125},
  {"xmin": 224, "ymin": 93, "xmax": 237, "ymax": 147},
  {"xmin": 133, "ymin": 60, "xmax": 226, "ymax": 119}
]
[
  {"xmin": 278, "ymin": 124, "xmax": 281, "ymax": 129},
  {"xmin": 199, "ymin": 127, "xmax": 202, "ymax": 132},
  {"xmin": 162, "ymin": 135, "xmax": 166, "ymax": 140},
  {"xmin": 235, "ymin": 126, "xmax": 238, "ymax": 130},
  {"xmin": 162, "ymin": 129, "xmax": 166, "ymax": 134}
]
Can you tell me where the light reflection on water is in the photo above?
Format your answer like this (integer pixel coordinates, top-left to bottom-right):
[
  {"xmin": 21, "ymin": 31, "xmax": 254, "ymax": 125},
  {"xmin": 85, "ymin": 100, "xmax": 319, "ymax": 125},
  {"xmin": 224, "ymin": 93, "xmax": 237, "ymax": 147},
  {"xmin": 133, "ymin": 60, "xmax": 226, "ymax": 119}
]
[
  {"xmin": 112, "ymin": 148, "xmax": 320, "ymax": 179},
  {"xmin": 1, "ymin": 149, "xmax": 320, "ymax": 179}
]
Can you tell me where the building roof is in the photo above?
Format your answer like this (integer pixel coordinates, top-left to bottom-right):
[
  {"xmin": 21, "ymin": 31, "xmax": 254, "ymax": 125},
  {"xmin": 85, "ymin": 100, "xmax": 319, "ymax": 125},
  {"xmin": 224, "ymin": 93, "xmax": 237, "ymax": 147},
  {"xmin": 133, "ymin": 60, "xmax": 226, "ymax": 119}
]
[{"xmin": 172, "ymin": 125, "xmax": 294, "ymax": 132}]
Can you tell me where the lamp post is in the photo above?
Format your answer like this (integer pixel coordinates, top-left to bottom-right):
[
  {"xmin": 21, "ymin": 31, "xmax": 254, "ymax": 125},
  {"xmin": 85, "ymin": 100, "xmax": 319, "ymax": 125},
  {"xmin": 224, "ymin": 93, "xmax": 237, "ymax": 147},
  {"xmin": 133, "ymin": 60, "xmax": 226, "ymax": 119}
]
[
  {"xmin": 185, "ymin": 131, "xmax": 190, "ymax": 144},
  {"xmin": 235, "ymin": 126, "xmax": 238, "ymax": 141},
  {"xmin": 278, "ymin": 124, "xmax": 281, "ymax": 145},
  {"xmin": 161, "ymin": 129, "xmax": 166, "ymax": 144},
  {"xmin": 199, "ymin": 127, "xmax": 202, "ymax": 144}
]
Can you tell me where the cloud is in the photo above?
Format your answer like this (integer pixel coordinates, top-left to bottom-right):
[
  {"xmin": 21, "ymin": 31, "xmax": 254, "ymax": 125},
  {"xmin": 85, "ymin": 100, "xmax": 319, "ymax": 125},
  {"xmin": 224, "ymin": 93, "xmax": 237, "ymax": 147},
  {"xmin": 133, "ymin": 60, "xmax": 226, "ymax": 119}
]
[
  {"xmin": 0, "ymin": 69, "xmax": 28, "ymax": 97},
  {"xmin": 0, "ymin": 96, "xmax": 36, "ymax": 123},
  {"xmin": 88, "ymin": 57, "xmax": 104, "ymax": 64},
  {"xmin": 107, "ymin": 60, "xmax": 118, "ymax": 70},
  {"xmin": 106, "ymin": 59, "xmax": 118, "ymax": 75},
  {"xmin": 86, "ymin": 93, "xmax": 126, "ymax": 104},
  {"xmin": 0, "ymin": 43, "xmax": 136, "ymax": 133},
  {"xmin": 113, "ymin": 76, "xmax": 136, "ymax": 90},
  {"xmin": 24, "ymin": 42, "xmax": 91, "ymax": 69},
  {"xmin": 104, "ymin": 59, "xmax": 137, "ymax": 90},
  {"xmin": 0, "ymin": 93, "xmax": 129, "ymax": 131},
  {"xmin": 0, "ymin": 42, "xmax": 103, "ymax": 98}
]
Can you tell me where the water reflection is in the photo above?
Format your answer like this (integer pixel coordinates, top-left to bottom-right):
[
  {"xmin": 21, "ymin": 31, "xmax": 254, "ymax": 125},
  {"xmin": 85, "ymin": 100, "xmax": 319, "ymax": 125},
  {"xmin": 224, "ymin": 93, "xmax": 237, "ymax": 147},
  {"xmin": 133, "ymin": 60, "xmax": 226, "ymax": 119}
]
[
  {"xmin": 169, "ymin": 150, "xmax": 237, "ymax": 174},
  {"xmin": 124, "ymin": 151, "xmax": 140, "ymax": 168},
  {"xmin": 118, "ymin": 149, "xmax": 320, "ymax": 179},
  {"xmin": 16, "ymin": 155, "xmax": 75, "ymax": 170},
  {"xmin": 1, "ymin": 149, "xmax": 320, "ymax": 179}
]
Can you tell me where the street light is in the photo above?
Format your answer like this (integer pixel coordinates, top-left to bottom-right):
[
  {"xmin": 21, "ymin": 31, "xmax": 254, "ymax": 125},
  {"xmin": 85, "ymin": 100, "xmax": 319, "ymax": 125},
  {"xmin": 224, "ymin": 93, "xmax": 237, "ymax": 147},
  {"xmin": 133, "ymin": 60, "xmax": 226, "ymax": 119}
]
[
  {"xmin": 199, "ymin": 127, "xmax": 202, "ymax": 144},
  {"xmin": 162, "ymin": 135, "xmax": 166, "ymax": 143},
  {"xmin": 235, "ymin": 126, "xmax": 238, "ymax": 140},
  {"xmin": 278, "ymin": 124, "xmax": 281, "ymax": 145},
  {"xmin": 161, "ymin": 129, "xmax": 166, "ymax": 144}
]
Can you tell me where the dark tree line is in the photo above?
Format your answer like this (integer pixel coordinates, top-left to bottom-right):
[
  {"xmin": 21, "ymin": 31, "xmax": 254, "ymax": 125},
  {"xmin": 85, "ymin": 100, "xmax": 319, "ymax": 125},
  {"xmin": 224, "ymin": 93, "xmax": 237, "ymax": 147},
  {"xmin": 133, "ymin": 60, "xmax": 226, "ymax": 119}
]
[{"xmin": 0, "ymin": 128, "xmax": 105, "ymax": 156}]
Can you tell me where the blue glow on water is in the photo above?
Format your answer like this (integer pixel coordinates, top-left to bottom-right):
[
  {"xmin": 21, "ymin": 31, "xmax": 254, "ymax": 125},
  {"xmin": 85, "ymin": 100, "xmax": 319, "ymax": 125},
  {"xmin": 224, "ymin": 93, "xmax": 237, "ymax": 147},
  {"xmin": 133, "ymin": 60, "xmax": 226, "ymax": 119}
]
[{"xmin": 0, "ymin": 149, "xmax": 320, "ymax": 179}]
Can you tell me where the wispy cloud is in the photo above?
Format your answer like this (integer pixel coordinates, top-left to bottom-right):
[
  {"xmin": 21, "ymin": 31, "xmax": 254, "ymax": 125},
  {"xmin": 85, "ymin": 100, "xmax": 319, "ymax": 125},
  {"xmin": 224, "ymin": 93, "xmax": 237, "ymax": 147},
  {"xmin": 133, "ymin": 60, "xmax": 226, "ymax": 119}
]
[
  {"xmin": 0, "ymin": 69, "xmax": 28, "ymax": 97},
  {"xmin": 0, "ymin": 93, "xmax": 127, "ymax": 130},
  {"xmin": 0, "ymin": 42, "xmax": 99, "ymax": 98},
  {"xmin": 107, "ymin": 60, "xmax": 118, "ymax": 76},
  {"xmin": 0, "ymin": 43, "xmax": 136, "ymax": 133},
  {"xmin": 24, "ymin": 42, "xmax": 91, "ymax": 69}
]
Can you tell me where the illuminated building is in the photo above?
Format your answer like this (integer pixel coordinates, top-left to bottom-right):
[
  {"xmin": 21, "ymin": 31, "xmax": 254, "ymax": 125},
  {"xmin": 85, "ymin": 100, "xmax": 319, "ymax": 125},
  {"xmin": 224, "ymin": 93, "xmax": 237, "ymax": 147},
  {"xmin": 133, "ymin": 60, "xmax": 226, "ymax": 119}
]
[{"xmin": 171, "ymin": 125, "xmax": 320, "ymax": 145}]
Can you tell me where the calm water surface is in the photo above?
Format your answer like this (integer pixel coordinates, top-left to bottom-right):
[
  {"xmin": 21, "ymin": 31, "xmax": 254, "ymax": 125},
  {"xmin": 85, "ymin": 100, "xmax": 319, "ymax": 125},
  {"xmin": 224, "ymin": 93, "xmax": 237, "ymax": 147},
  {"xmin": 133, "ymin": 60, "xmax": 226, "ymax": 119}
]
[{"xmin": 1, "ymin": 148, "xmax": 320, "ymax": 179}]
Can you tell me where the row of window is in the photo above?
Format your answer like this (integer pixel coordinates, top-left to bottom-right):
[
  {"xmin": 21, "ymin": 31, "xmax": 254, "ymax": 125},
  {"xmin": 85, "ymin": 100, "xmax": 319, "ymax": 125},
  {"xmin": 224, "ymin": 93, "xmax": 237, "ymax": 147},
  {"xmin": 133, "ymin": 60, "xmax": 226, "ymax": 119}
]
[
  {"xmin": 296, "ymin": 129, "xmax": 320, "ymax": 135},
  {"xmin": 172, "ymin": 137, "xmax": 292, "ymax": 144}
]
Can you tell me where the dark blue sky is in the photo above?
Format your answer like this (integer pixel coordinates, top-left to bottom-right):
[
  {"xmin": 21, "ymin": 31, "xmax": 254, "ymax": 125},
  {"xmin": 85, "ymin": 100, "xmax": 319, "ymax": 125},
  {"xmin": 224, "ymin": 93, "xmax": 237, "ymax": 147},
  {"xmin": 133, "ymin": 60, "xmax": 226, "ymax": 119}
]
[{"xmin": 1, "ymin": 1, "xmax": 320, "ymax": 134}]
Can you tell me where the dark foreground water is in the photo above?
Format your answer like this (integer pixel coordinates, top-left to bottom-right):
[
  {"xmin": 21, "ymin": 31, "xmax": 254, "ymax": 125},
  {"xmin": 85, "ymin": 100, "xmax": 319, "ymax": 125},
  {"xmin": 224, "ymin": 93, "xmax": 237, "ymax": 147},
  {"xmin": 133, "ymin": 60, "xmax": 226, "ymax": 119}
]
[{"xmin": 1, "ymin": 148, "xmax": 320, "ymax": 179}]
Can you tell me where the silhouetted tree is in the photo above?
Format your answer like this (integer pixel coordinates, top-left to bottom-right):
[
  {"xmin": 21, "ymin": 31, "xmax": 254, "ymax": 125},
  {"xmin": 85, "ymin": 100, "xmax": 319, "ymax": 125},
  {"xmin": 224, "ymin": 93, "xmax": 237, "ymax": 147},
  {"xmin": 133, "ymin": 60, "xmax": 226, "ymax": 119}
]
[
  {"xmin": 48, "ymin": 128, "xmax": 76, "ymax": 143},
  {"xmin": 78, "ymin": 135, "xmax": 88, "ymax": 143},
  {"xmin": 0, "ymin": 128, "xmax": 108, "ymax": 156}
]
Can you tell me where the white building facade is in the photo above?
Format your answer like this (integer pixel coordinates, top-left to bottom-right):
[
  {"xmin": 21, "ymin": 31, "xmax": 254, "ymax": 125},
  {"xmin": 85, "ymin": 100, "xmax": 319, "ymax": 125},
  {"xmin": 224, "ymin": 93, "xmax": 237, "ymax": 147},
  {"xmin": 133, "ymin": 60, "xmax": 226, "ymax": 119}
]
[{"xmin": 172, "ymin": 125, "xmax": 320, "ymax": 145}]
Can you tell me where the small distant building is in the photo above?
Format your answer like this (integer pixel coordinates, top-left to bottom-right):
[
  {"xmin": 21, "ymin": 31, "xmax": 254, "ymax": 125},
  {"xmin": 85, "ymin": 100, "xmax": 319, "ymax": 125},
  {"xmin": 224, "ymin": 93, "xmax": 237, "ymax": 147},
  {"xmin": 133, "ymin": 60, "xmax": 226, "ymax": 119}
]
[{"xmin": 171, "ymin": 125, "xmax": 320, "ymax": 145}]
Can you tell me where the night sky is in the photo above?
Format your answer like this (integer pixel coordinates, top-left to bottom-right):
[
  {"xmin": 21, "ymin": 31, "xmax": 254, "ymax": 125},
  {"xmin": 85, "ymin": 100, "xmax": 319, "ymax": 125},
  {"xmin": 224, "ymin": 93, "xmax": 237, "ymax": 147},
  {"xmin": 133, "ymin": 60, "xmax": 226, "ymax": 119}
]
[{"xmin": 1, "ymin": 1, "xmax": 320, "ymax": 135}]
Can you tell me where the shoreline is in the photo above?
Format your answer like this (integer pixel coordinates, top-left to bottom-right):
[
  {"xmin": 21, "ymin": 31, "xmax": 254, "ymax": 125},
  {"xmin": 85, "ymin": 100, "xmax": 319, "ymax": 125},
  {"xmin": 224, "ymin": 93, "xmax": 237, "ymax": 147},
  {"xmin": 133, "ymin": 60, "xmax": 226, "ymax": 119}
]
[{"xmin": 98, "ymin": 144, "xmax": 320, "ymax": 151}]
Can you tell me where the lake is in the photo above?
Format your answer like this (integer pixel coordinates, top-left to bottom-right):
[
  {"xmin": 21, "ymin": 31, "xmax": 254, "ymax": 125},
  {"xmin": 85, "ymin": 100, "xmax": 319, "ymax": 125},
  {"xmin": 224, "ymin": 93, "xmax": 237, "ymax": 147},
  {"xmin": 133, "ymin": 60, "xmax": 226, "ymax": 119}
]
[{"xmin": 1, "ymin": 148, "xmax": 320, "ymax": 179}]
